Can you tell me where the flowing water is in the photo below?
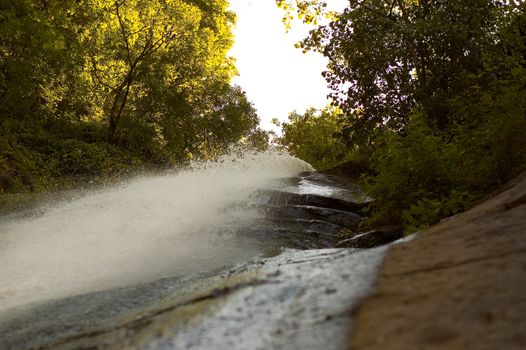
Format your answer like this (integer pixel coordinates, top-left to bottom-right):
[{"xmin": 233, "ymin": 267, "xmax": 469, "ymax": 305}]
[{"xmin": 0, "ymin": 151, "xmax": 314, "ymax": 315}]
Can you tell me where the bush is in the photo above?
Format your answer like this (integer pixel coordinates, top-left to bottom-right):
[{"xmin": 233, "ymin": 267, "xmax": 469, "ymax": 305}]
[
  {"xmin": 0, "ymin": 124, "xmax": 149, "ymax": 194},
  {"xmin": 0, "ymin": 138, "xmax": 40, "ymax": 193},
  {"xmin": 365, "ymin": 89, "xmax": 526, "ymax": 232},
  {"xmin": 274, "ymin": 107, "xmax": 355, "ymax": 170}
]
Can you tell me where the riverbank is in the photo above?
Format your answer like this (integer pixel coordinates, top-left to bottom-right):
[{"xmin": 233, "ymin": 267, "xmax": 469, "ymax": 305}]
[{"xmin": 350, "ymin": 171, "xmax": 526, "ymax": 349}]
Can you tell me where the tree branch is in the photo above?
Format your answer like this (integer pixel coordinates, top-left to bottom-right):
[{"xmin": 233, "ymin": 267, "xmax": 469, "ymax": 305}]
[
  {"xmin": 362, "ymin": 4, "xmax": 397, "ymax": 23},
  {"xmin": 115, "ymin": 0, "xmax": 133, "ymax": 65},
  {"xmin": 90, "ymin": 56, "xmax": 116, "ymax": 91}
]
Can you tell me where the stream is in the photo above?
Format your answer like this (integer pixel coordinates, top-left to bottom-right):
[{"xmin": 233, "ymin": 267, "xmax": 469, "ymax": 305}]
[{"xmin": 0, "ymin": 151, "xmax": 390, "ymax": 350}]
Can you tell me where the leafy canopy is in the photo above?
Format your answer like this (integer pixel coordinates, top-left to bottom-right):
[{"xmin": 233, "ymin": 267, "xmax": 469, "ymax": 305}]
[
  {"xmin": 277, "ymin": 0, "xmax": 526, "ymax": 231},
  {"xmin": 273, "ymin": 106, "xmax": 352, "ymax": 170},
  {"xmin": 0, "ymin": 0, "xmax": 264, "ymax": 193}
]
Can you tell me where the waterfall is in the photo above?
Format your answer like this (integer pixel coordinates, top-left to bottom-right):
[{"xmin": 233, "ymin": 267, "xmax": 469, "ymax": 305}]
[{"xmin": 0, "ymin": 151, "xmax": 313, "ymax": 314}]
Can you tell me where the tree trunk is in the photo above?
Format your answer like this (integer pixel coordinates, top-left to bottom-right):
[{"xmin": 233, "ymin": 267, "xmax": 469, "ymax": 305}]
[{"xmin": 107, "ymin": 71, "xmax": 133, "ymax": 143}]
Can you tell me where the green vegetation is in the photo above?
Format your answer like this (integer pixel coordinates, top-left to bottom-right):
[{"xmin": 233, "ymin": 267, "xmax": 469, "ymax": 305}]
[
  {"xmin": 272, "ymin": 107, "xmax": 355, "ymax": 170},
  {"xmin": 0, "ymin": 0, "xmax": 266, "ymax": 197},
  {"xmin": 277, "ymin": 0, "xmax": 526, "ymax": 231},
  {"xmin": 2, "ymin": 0, "xmax": 525, "ymax": 234}
]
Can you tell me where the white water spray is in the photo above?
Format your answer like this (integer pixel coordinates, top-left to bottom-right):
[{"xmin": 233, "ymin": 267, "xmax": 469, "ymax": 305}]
[{"xmin": 0, "ymin": 151, "xmax": 312, "ymax": 314}]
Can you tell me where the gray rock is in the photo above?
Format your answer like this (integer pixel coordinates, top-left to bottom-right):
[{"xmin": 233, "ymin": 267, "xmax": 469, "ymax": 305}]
[
  {"xmin": 255, "ymin": 190, "xmax": 369, "ymax": 213},
  {"xmin": 266, "ymin": 219, "xmax": 346, "ymax": 235},
  {"xmin": 336, "ymin": 227, "xmax": 404, "ymax": 249},
  {"xmin": 266, "ymin": 205, "xmax": 362, "ymax": 229},
  {"xmin": 0, "ymin": 248, "xmax": 387, "ymax": 350},
  {"xmin": 240, "ymin": 225, "xmax": 339, "ymax": 249}
]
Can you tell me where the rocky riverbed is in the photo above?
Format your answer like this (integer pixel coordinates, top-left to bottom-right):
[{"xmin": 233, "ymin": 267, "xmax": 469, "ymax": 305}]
[
  {"xmin": 0, "ymin": 169, "xmax": 395, "ymax": 350},
  {"xmin": 1, "ymin": 169, "xmax": 524, "ymax": 350}
]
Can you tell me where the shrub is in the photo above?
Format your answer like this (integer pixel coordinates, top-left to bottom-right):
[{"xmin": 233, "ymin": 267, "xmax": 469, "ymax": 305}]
[
  {"xmin": 365, "ymin": 90, "xmax": 526, "ymax": 232},
  {"xmin": 274, "ymin": 107, "xmax": 354, "ymax": 170}
]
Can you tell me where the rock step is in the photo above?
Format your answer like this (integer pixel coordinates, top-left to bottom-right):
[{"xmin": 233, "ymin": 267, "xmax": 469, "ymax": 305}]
[
  {"xmin": 241, "ymin": 226, "xmax": 338, "ymax": 249},
  {"xmin": 266, "ymin": 218, "xmax": 347, "ymax": 235},
  {"xmin": 265, "ymin": 205, "xmax": 362, "ymax": 229},
  {"xmin": 336, "ymin": 227, "xmax": 404, "ymax": 249},
  {"xmin": 254, "ymin": 190, "xmax": 369, "ymax": 213}
]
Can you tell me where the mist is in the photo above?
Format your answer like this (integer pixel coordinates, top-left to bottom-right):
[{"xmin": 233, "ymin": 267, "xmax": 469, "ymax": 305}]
[{"xmin": 0, "ymin": 151, "xmax": 312, "ymax": 314}]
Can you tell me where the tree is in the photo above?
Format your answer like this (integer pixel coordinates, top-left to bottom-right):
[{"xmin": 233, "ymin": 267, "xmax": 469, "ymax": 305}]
[
  {"xmin": 0, "ymin": 0, "xmax": 86, "ymax": 125},
  {"xmin": 280, "ymin": 0, "xmax": 520, "ymax": 142},
  {"xmin": 277, "ymin": 0, "xmax": 526, "ymax": 230},
  {"xmin": 81, "ymin": 0, "xmax": 226, "ymax": 142},
  {"xmin": 276, "ymin": 0, "xmax": 334, "ymax": 30},
  {"xmin": 274, "ymin": 106, "xmax": 350, "ymax": 170},
  {"xmin": 0, "ymin": 0, "xmax": 263, "ymax": 193}
]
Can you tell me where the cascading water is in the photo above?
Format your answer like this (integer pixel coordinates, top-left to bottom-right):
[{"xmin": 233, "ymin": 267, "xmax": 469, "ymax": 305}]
[{"xmin": 0, "ymin": 151, "xmax": 313, "ymax": 314}]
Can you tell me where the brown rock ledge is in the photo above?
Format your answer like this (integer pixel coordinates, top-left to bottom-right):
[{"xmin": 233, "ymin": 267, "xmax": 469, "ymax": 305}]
[{"xmin": 350, "ymin": 172, "xmax": 526, "ymax": 350}]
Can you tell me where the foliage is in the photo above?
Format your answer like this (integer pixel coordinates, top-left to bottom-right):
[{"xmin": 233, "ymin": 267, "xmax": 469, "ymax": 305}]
[
  {"xmin": 291, "ymin": 1, "xmax": 519, "ymax": 142},
  {"xmin": 365, "ymin": 75, "xmax": 526, "ymax": 231},
  {"xmin": 362, "ymin": 3, "xmax": 526, "ymax": 231},
  {"xmin": 273, "ymin": 106, "xmax": 355, "ymax": 170},
  {"xmin": 363, "ymin": 111, "xmax": 474, "ymax": 231},
  {"xmin": 276, "ymin": 0, "xmax": 336, "ymax": 30},
  {"xmin": 279, "ymin": 0, "xmax": 526, "ymax": 231},
  {"xmin": 0, "ymin": 0, "xmax": 264, "ymax": 195}
]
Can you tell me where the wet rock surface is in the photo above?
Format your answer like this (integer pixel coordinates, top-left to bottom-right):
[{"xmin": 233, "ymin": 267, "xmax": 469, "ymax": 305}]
[
  {"xmin": 336, "ymin": 227, "xmax": 404, "ymax": 249},
  {"xmin": 243, "ymin": 171, "xmax": 380, "ymax": 250},
  {"xmin": 255, "ymin": 190, "xmax": 369, "ymax": 213},
  {"xmin": 248, "ymin": 171, "xmax": 407, "ymax": 252},
  {"xmin": 0, "ymin": 248, "xmax": 388, "ymax": 350},
  {"xmin": 0, "ymin": 170, "xmax": 399, "ymax": 350},
  {"xmin": 265, "ymin": 205, "xmax": 362, "ymax": 229}
]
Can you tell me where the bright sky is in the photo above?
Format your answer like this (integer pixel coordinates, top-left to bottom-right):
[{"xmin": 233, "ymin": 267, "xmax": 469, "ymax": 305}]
[{"xmin": 228, "ymin": 0, "xmax": 348, "ymax": 131}]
